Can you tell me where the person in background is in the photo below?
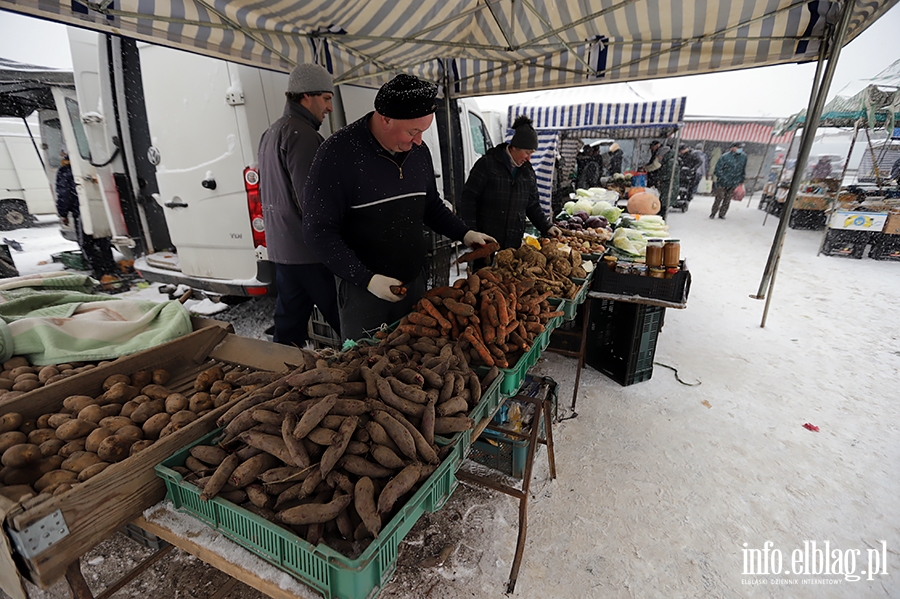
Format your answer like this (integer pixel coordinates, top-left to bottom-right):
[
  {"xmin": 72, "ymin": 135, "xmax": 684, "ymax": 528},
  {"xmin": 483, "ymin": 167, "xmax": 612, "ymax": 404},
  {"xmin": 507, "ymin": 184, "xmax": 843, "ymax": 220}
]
[
  {"xmin": 460, "ymin": 114, "xmax": 561, "ymax": 263},
  {"xmin": 302, "ymin": 74, "xmax": 496, "ymax": 342},
  {"xmin": 606, "ymin": 142, "xmax": 624, "ymax": 176},
  {"xmin": 891, "ymin": 155, "xmax": 900, "ymax": 185},
  {"xmin": 644, "ymin": 140, "xmax": 679, "ymax": 219},
  {"xmin": 257, "ymin": 63, "xmax": 341, "ymax": 349},
  {"xmin": 576, "ymin": 144, "xmax": 602, "ymax": 189},
  {"xmin": 677, "ymin": 143, "xmax": 702, "ymax": 203},
  {"xmin": 692, "ymin": 142, "xmax": 708, "ymax": 194},
  {"xmin": 710, "ymin": 141, "xmax": 748, "ymax": 219},
  {"xmin": 810, "ymin": 156, "xmax": 833, "ymax": 180},
  {"xmin": 55, "ymin": 150, "xmax": 117, "ymax": 280}
]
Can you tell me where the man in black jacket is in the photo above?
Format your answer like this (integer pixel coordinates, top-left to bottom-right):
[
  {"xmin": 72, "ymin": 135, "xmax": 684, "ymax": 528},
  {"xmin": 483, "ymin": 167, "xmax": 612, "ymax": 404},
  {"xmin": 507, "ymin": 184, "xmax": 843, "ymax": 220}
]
[
  {"xmin": 302, "ymin": 74, "xmax": 495, "ymax": 341},
  {"xmin": 258, "ymin": 63, "xmax": 340, "ymax": 348},
  {"xmin": 460, "ymin": 115, "xmax": 559, "ymax": 253}
]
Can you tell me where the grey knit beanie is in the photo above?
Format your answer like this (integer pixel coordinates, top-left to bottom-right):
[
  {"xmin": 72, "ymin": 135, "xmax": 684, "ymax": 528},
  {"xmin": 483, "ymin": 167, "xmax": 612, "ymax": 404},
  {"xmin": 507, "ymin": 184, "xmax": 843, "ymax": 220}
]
[
  {"xmin": 288, "ymin": 64, "xmax": 334, "ymax": 95},
  {"xmin": 509, "ymin": 115, "xmax": 538, "ymax": 150}
]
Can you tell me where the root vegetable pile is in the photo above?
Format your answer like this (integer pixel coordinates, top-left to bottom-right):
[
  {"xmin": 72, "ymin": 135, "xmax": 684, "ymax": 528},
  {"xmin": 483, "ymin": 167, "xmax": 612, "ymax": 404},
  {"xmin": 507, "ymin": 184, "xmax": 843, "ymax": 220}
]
[
  {"xmin": 0, "ymin": 356, "xmax": 103, "ymax": 401},
  {"xmin": 492, "ymin": 243, "xmax": 587, "ymax": 299}
]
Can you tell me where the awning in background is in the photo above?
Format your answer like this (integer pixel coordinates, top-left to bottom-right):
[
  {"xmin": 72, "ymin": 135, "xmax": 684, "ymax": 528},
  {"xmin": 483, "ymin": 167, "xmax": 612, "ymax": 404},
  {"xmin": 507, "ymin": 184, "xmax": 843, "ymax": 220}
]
[
  {"xmin": 681, "ymin": 121, "xmax": 796, "ymax": 145},
  {"xmin": 0, "ymin": 58, "xmax": 74, "ymax": 118},
  {"xmin": 776, "ymin": 84, "xmax": 900, "ymax": 133},
  {"xmin": 0, "ymin": 1, "xmax": 896, "ymax": 97}
]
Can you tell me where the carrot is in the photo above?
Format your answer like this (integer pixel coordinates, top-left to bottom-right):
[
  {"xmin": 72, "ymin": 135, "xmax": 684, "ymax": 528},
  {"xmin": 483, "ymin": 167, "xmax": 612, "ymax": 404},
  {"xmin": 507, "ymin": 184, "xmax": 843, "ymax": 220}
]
[
  {"xmin": 424, "ymin": 287, "xmax": 464, "ymax": 299},
  {"xmin": 482, "ymin": 322, "xmax": 497, "ymax": 344},
  {"xmin": 463, "ymin": 290, "xmax": 477, "ymax": 306},
  {"xmin": 467, "ymin": 273, "xmax": 481, "ymax": 294},
  {"xmin": 495, "ymin": 290, "xmax": 510, "ymax": 328},
  {"xmin": 452, "ymin": 278, "xmax": 467, "ymax": 289},
  {"xmin": 485, "ymin": 303, "xmax": 500, "ymax": 328},
  {"xmin": 524, "ymin": 321, "xmax": 545, "ymax": 334},
  {"xmin": 418, "ymin": 299, "xmax": 452, "ymax": 331},
  {"xmin": 475, "ymin": 268, "xmax": 499, "ymax": 283},
  {"xmin": 397, "ymin": 324, "xmax": 441, "ymax": 337},
  {"xmin": 456, "ymin": 241, "xmax": 500, "ymax": 264},
  {"xmin": 462, "ymin": 328, "xmax": 494, "ymax": 366},
  {"xmin": 389, "ymin": 285, "xmax": 407, "ymax": 296},
  {"xmin": 407, "ymin": 312, "xmax": 438, "ymax": 328},
  {"xmin": 543, "ymin": 310, "xmax": 565, "ymax": 319},
  {"xmin": 450, "ymin": 313, "xmax": 460, "ymax": 339},
  {"xmin": 443, "ymin": 298, "xmax": 475, "ymax": 317}
]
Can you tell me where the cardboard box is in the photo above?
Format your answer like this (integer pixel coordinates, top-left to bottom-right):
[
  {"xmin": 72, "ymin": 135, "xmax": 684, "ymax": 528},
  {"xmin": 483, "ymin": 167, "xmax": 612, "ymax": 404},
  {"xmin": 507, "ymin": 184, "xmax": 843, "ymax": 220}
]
[
  {"xmin": 883, "ymin": 211, "xmax": 900, "ymax": 236},
  {"xmin": 0, "ymin": 326, "xmax": 307, "ymax": 598},
  {"xmin": 829, "ymin": 210, "xmax": 888, "ymax": 232},
  {"xmin": 794, "ymin": 194, "xmax": 829, "ymax": 211}
]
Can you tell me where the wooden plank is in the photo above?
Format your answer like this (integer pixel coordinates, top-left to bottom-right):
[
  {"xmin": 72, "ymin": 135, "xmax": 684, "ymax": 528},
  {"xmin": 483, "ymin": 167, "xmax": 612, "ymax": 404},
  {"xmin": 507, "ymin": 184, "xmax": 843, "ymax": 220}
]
[
  {"xmin": 209, "ymin": 335, "xmax": 309, "ymax": 373},
  {"xmin": 0, "ymin": 496, "xmax": 27, "ymax": 599},
  {"xmin": 586, "ymin": 290, "xmax": 687, "ymax": 309},
  {"xmin": 133, "ymin": 513, "xmax": 308, "ymax": 599}
]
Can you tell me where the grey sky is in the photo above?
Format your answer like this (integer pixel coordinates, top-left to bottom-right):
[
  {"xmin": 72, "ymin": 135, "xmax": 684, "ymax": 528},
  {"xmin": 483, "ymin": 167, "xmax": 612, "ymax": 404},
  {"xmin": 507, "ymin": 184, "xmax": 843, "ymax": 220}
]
[{"xmin": 1, "ymin": 6, "xmax": 899, "ymax": 119}]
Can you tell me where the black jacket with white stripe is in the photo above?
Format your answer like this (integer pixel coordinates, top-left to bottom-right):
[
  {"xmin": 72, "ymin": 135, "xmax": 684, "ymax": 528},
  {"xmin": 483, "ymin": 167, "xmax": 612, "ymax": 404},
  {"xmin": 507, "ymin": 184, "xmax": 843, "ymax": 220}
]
[{"xmin": 302, "ymin": 113, "xmax": 469, "ymax": 288}]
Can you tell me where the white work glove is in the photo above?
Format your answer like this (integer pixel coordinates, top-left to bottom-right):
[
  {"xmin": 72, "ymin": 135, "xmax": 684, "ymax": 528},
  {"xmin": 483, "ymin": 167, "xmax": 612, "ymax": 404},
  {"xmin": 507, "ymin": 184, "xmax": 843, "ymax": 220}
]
[
  {"xmin": 546, "ymin": 225, "xmax": 562, "ymax": 238},
  {"xmin": 367, "ymin": 274, "xmax": 404, "ymax": 302},
  {"xmin": 463, "ymin": 230, "xmax": 497, "ymax": 248}
]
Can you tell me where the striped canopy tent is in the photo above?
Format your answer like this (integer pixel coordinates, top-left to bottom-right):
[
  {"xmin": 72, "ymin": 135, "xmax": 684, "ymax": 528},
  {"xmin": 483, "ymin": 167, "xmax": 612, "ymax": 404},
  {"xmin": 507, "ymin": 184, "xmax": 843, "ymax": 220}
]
[
  {"xmin": 681, "ymin": 120, "xmax": 795, "ymax": 145},
  {"xmin": 776, "ymin": 84, "xmax": 900, "ymax": 133},
  {"xmin": 506, "ymin": 93, "xmax": 686, "ymax": 211},
  {"xmin": 0, "ymin": 1, "xmax": 895, "ymax": 97}
]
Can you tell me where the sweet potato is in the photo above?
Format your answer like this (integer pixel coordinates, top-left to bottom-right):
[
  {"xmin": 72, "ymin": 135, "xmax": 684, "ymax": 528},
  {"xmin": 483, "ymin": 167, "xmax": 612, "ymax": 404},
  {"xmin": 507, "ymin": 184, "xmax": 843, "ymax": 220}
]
[
  {"xmin": 377, "ymin": 463, "xmax": 421, "ymax": 515},
  {"xmin": 286, "ymin": 368, "xmax": 348, "ymax": 388},
  {"xmin": 229, "ymin": 452, "xmax": 279, "ymax": 489},
  {"xmin": 190, "ymin": 445, "xmax": 229, "ymax": 466},
  {"xmin": 330, "ymin": 399, "xmax": 368, "ymax": 417},
  {"xmin": 293, "ymin": 394, "xmax": 338, "ymax": 439},
  {"xmin": 278, "ymin": 493, "xmax": 352, "ymax": 526},
  {"xmin": 436, "ymin": 397, "xmax": 468, "ymax": 417},
  {"xmin": 420, "ymin": 397, "xmax": 436, "ymax": 446},
  {"xmin": 433, "ymin": 416, "xmax": 475, "ymax": 434},
  {"xmin": 239, "ymin": 431, "xmax": 294, "ymax": 465},
  {"xmin": 365, "ymin": 421, "xmax": 401, "ymax": 455},
  {"xmin": 375, "ymin": 378, "xmax": 424, "ymax": 419},
  {"xmin": 354, "ymin": 477, "xmax": 381, "ymax": 538},
  {"xmin": 387, "ymin": 377, "xmax": 427, "ymax": 404},
  {"xmin": 370, "ymin": 411, "xmax": 417, "ymax": 460},
  {"xmin": 339, "ymin": 455, "xmax": 395, "ymax": 478},
  {"xmin": 375, "ymin": 404, "xmax": 439, "ymax": 465},
  {"xmin": 320, "ymin": 416, "xmax": 357, "ymax": 477},
  {"xmin": 303, "ymin": 383, "xmax": 345, "ymax": 398},
  {"xmin": 370, "ymin": 444, "xmax": 406, "ymax": 470},
  {"xmin": 201, "ymin": 453, "xmax": 241, "ymax": 501}
]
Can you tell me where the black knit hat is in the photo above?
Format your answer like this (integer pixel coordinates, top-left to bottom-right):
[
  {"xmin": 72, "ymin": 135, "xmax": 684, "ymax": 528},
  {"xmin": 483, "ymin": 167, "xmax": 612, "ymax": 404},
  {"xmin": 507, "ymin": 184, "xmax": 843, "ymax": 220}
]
[
  {"xmin": 374, "ymin": 74, "xmax": 438, "ymax": 120},
  {"xmin": 509, "ymin": 115, "xmax": 538, "ymax": 150}
]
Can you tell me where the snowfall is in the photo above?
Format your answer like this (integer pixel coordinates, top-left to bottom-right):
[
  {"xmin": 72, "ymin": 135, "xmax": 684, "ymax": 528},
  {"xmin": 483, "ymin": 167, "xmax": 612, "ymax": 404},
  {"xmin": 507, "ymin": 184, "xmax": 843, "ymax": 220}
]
[{"xmin": 3, "ymin": 193, "xmax": 899, "ymax": 599}]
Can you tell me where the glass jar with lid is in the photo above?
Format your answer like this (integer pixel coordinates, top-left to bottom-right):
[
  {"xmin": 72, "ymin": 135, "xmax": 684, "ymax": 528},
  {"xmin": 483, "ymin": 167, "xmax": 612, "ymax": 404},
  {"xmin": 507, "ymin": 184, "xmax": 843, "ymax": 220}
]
[
  {"xmin": 645, "ymin": 239, "xmax": 664, "ymax": 268},
  {"xmin": 663, "ymin": 239, "xmax": 681, "ymax": 268}
]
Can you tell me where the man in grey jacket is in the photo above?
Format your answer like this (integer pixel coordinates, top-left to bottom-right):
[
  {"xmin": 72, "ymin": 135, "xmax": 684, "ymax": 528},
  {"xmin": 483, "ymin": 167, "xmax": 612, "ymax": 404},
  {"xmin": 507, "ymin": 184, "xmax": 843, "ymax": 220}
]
[{"xmin": 257, "ymin": 63, "xmax": 340, "ymax": 348}]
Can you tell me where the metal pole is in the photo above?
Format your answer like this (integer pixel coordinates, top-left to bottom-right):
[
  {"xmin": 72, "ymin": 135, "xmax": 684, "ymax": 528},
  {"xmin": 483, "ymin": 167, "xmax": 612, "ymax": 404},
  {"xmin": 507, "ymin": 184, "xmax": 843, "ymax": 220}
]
[
  {"xmin": 762, "ymin": 131, "xmax": 798, "ymax": 226},
  {"xmin": 754, "ymin": 0, "xmax": 856, "ymax": 313},
  {"xmin": 749, "ymin": 139, "xmax": 772, "ymax": 208},
  {"xmin": 22, "ymin": 117, "xmax": 46, "ymax": 170},
  {"xmin": 863, "ymin": 126, "xmax": 883, "ymax": 190},
  {"xmin": 817, "ymin": 119, "xmax": 859, "ymax": 255},
  {"xmin": 442, "ymin": 58, "xmax": 457, "ymax": 208}
]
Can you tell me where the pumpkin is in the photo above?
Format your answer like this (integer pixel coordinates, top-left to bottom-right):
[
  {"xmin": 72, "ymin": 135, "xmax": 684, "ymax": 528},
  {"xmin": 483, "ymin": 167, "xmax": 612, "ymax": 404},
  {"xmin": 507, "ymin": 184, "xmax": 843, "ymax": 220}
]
[
  {"xmin": 627, "ymin": 192, "xmax": 661, "ymax": 215},
  {"xmin": 627, "ymin": 186, "xmax": 645, "ymax": 199}
]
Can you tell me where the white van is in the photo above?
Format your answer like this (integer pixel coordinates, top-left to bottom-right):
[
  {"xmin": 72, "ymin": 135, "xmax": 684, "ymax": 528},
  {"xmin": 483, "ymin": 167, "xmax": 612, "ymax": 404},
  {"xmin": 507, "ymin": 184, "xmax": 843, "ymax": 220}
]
[
  {"xmin": 0, "ymin": 118, "xmax": 53, "ymax": 229},
  {"xmin": 62, "ymin": 33, "xmax": 493, "ymax": 296}
]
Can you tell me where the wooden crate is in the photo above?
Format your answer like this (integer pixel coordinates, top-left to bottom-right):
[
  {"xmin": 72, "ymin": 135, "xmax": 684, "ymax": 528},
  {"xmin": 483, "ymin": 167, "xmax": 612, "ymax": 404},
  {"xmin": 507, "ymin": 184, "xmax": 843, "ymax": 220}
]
[{"xmin": 0, "ymin": 326, "xmax": 307, "ymax": 598}]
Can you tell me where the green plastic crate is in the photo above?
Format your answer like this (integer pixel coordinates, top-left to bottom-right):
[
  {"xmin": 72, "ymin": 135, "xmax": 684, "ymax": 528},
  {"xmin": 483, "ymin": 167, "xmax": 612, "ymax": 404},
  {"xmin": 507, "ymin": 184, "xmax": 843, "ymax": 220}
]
[
  {"xmin": 51, "ymin": 250, "xmax": 88, "ymax": 270},
  {"xmin": 156, "ymin": 429, "xmax": 464, "ymax": 599}
]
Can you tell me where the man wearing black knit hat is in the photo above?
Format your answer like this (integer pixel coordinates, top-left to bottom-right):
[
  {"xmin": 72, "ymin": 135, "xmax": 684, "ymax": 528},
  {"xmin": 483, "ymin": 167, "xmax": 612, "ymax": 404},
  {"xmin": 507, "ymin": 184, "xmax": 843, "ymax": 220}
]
[
  {"xmin": 460, "ymin": 114, "xmax": 560, "ymax": 263},
  {"xmin": 302, "ymin": 73, "xmax": 496, "ymax": 341}
]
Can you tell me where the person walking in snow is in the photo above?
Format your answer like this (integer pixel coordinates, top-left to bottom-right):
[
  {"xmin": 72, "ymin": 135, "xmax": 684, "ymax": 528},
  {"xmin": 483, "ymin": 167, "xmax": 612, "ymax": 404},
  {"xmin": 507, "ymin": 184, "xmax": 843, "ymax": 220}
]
[{"xmin": 710, "ymin": 142, "xmax": 747, "ymax": 219}]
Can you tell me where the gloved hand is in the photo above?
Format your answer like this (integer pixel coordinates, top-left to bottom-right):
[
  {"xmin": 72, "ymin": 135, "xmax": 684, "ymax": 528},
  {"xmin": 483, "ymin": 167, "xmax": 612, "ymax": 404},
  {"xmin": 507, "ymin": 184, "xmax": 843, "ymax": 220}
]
[
  {"xmin": 60, "ymin": 216, "xmax": 69, "ymax": 226},
  {"xmin": 546, "ymin": 225, "xmax": 562, "ymax": 238},
  {"xmin": 463, "ymin": 230, "xmax": 497, "ymax": 248},
  {"xmin": 367, "ymin": 274, "xmax": 404, "ymax": 302}
]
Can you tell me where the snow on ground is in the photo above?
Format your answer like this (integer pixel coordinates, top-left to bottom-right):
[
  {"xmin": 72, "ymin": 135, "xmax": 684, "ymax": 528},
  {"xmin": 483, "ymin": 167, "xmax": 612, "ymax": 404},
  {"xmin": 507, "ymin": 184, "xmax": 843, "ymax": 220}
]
[{"xmin": 4, "ymin": 196, "xmax": 900, "ymax": 599}]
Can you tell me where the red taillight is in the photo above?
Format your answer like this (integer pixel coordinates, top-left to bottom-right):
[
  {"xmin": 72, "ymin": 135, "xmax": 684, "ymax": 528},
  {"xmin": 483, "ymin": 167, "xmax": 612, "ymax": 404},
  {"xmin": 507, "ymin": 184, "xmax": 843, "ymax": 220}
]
[
  {"xmin": 246, "ymin": 286, "xmax": 269, "ymax": 296},
  {"xmin": 244, "ymin": 167, "xmax": 266, "ymax": 247}
]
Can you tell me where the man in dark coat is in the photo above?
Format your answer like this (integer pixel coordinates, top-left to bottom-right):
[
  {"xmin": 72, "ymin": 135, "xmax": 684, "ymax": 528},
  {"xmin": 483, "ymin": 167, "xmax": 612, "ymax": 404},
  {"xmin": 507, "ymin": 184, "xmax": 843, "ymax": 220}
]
[
  {"xmin": 258, "ymin": 63, "xmax": 341, "ymax": 349},
  {"xmin": 606, "ymin": 142, "xmax": 624, "ymax": 176},
  {"xmin": 460, "ymin": 115, "xmax": 560, "ymax": 255},
  {"xmin": 677, "ymin": 144, "xmax": 702, "ymax": 202}
]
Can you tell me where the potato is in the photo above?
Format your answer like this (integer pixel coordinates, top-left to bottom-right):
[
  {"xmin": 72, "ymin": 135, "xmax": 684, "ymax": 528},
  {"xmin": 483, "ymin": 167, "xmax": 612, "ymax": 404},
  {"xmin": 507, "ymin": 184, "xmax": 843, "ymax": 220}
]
[
  {"xmin": 142, "ymin": 413, "xmax": 171, "ymax": 440},
  {"xmin": 130, "ymin": 400, "xmax": 165, "ymax": 424},
  {"xmin": 14, "ymin": 373, "xmax": 38, "ymax": 383},
  {"xmin": 77, "ymin": 461, "xmax": 110, "ymax": 482},
  {"xmin": 100, "ymin": 403, "xmax": 122, "ymax": 418},
  {"xmin": 61, "ymin": 451, "xmax": 103, "ymax": 473},
  {"xmin": 39, "ymin": 438, "xmax": 65, "ymax": 457},
  {"xmin": 0, "ymin": 379, "xmax": 13, "ymax": 391},
  {"xmin": 0, "ymin": 412, "xmax": 24, "ymax": 434},
  {"xmin": 85, "ymin": 428, "xmax": 114, "ymax": 453},
  {"xmin": 129, "ymin": 440, "xmax": 155, "ymax": 456},
  {"xmin": 213, "ymin": 389, "xmax": 233, "ymax": 408},
  {"xmin": 38, "ymin": 366, "xmax": 60, "ymax": 383},
  {"xmin": 101, "ymin": 382, "xmax": 139, "ymax": 404},
  {"xmin": 50, "ymin": 483, "xmax": 74, "ymax": 496},
  {"xmin": 77, "ymin": 404, "xmax": 107, "ymax": 424},
  {"xmin": 208, "ymin": 380, "xmax": 232, "ymax": 396},
  {"xmin": 12, "ymin": 379, "xmax": 41, "ymax": 393},
  {"xmin": 132, "ymin": 394, "xmax": 153, "ymax": 404},
  {"xmin": 170, "ymin": 410, "xmax": 197, "ymax": 427},
  {"xmin": 3, "ymin": 467, "xmax": 40, "ymax": 486},
  {"xmin": 44, "ymin": 374, "xmax": 69, "ymax": 385},
  {"xmin": 63, "ymin": 395, "xmax": 97, "ymax": 413},
  {"xmin": 131, "ymin": 370, "xmax": 152, "ymax": 389},
  {"xmin": 102, "ymin": 374, "xmax": 131, "ymax": 390},
  {"xmin": 56, "ymin": 363, "xmax": 73, "ymax": 371},
  {"xmin": 34, "ymin": 469, "xmax": 78, "ymax": 493},
  {"xmin": 97, "ymin": 435, "xmax": 137, "ymax": 463},
  {"xmin": 9, "ymin": 366, "xmax": 34, "ymax": 379},
  {"xmin": 157, "ymin": 421, "xmax": 179, "ymax": 439},
  {"xmin": 3, "ymin": 357, "xmax": 29, "ymax": 371},
  {"xmin": 165, "ymin": 393, "xmax": 189, "ymax": 414},
  {"xmin": 56, "ymin": 419, "xmax": 97, "ymax": 441},
  {"xmin": 1, "ymin": 391, "xmax": 24, "ymax": 401},
  {"xmin": 0, "ymin": 484, "xmax": 36, "ymax": 503},
  {"xmin": 116, "ymin": 425, "xmax": 143, "ymax": 440},
  {"xmin": 36, "ymin": 414, "xmax": 53, "ymax": 429},
  {"xmin": 47, "ymin": 413, "xmax": 74, "ymax": 429},
  {"xmin": 120, "ymin": 400, "xmax": 141, "ymax": 418},
  {"xmin": 2, "ymin": 443, "xmax": 42, "ymax": 468},
  {"xmin": 141, "ymin": 384, "xmax": 170, "ymax": 401},
  {"xmin": 28, "ymin": 428, "xmax": 59, "ymax": 446},
  {"xmin": 189, "ymin": 392, "xmax": 213, "ymax": 413},
  {"xmin": 152, "ymin": 369, "xmax": 171, "ymax": 386},
  {"xmin": 189, "ymin": 445, "xmax": 228, "ymax": 466},
  {"xmin": 58, "ymin": 440, "xmax": 86, "ymax": 457},
  {"xmin": 0, "ymin": 431, "xmax": 27, "ymax": 453},
  {"xmin": 98, "ymin": 416, "xmax": 135, "ymax": 432},
  {"xmin": 194, "ymin": 366, "xmax": 224, "ymax": 391}
]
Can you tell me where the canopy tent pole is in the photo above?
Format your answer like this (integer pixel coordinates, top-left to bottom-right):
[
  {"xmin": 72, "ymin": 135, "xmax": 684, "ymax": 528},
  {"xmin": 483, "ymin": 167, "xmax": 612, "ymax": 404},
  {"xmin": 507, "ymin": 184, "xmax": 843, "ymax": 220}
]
[
  {"xmin": 749, "ymin": 138, "xmax": 774, "ymax": 208},
  {"xmin": 21, "ymin": 117, "xmax": 46, "ymax": 171},
  {"xmin": 817, "ymin": 119, "xmax": 860, "ymax": 255},
  {"xmin": 754, "ymin": 0, "xmax": 857, "ymax": 328},
  {"xmin": 863, "ymin": 125, "xmax": 885, "ymax": 190},
  {"xmin": 762, "ymin": 131, "xmax": 798, "ymax": 227},
  {"xmin": 442, "ymin": 58, "xmax": 457, "ymax": 207}
]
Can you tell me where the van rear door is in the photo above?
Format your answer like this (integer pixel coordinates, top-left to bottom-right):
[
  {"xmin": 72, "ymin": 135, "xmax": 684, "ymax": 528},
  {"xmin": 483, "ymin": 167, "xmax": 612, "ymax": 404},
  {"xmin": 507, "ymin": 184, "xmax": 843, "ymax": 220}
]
[{"xmin": 139, "ymin": 46, "xmax": 272, "ymax": 282}]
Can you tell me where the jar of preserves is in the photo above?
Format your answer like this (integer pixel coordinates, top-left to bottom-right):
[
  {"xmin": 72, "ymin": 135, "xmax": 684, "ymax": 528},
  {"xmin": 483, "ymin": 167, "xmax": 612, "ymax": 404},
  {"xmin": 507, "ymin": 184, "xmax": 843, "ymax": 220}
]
[
  {"xmin": 665, "ymin": 266, "xmax": 680, "ymax": 279},
  {"xmin": 650, "ymin": 266, "xmax": 666, "ymax": 278},
  {"xmin": 645, "ymin": 239, "xmax": 664, "ymax": 268},
  {"xmin": 663, "ymin": 239, "xmax": 681, "ymax": 268},
  {"xmin": 603, "ymin": 255, "xmax": 618, "ymax": 272},
  {"xmin": 632, "ymin": 263, "xmax": 648, "ymax": 276},
  {"xmin": 615, "ymin": 261, "xmax": 632, "ymax": 274}
]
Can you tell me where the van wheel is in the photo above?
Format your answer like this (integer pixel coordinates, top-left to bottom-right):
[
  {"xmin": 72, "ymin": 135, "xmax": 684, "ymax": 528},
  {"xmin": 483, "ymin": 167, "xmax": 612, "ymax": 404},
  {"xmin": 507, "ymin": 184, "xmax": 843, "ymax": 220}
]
[{"xmin": 0, "ymin": 201, "xmax": 33, "ymax": 231}]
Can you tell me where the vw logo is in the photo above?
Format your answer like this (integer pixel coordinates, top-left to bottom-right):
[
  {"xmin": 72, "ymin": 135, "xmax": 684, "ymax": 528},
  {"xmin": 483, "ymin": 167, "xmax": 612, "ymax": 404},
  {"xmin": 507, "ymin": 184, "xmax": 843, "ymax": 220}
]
[{"xmin": 147, "ymin": 146, "xmax": 161, "ymax": 166}]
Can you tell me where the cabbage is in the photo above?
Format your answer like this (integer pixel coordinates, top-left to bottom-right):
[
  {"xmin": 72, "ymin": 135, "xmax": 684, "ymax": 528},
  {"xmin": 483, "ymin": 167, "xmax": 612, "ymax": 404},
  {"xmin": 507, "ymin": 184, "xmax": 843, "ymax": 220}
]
[
  {"xmin": 592, "ymin": 200, "xmax": 623, "ymax": 223},
  {"xmin": 564, "ymin": 201, "xmax": 577, "ymax": 214},
  {"xmin": 573, "ymin": 199, "xmax": 594, "ymax": 215},
  {"xmin": 612, "ymin": 228, "xmax": 648, "ymax": 256}
]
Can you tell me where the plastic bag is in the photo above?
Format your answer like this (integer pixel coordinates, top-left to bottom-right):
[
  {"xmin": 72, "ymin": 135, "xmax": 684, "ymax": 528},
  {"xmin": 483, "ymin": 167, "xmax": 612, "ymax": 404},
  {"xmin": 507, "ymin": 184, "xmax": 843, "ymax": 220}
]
[{"xmin": 733, "ymin": 183, "xmax": 746, "ymax": 202}]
